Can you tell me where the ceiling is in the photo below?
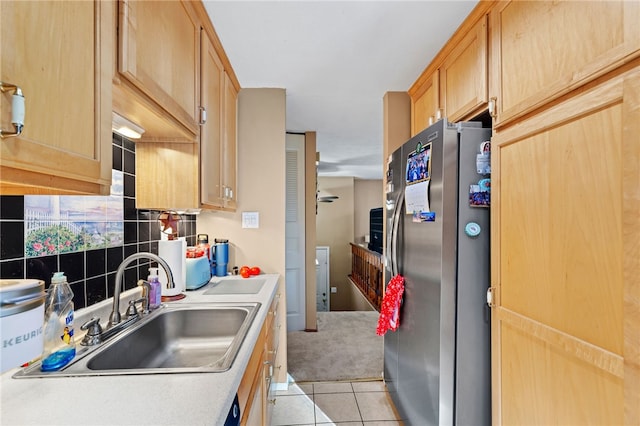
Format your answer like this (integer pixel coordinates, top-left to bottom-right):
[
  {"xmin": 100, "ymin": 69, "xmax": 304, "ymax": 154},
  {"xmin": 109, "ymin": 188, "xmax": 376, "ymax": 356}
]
[{"xmin": 203, "ymin": 1, "xmax": 478, "ymax": 180}]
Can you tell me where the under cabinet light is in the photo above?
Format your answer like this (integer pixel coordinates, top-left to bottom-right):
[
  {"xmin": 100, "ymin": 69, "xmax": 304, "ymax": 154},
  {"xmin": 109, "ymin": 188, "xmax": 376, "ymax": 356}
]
[{"xmin": 112, "ymin": 112, "xmax": 145, "ymax": 139}]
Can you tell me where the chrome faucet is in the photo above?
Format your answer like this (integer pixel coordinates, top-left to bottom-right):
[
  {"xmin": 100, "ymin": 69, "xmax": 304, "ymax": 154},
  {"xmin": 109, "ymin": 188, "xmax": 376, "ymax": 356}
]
[{"xmin": 109, "ymin": 252, "xmax": 175, "ymax": 326}]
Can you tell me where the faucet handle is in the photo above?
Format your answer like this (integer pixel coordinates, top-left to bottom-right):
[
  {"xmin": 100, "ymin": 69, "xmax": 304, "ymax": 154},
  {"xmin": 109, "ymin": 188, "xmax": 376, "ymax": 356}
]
[
  {"xmin": 137, "ymin": 279, "xmax": 151, "ymax": 314},
  {"xmin": 80, "ymin": 317, "xmax": 103, "ymax": 346},
  {"xmin": 125, "ymin": 299, "xmax": 141, "ymax": 319}
]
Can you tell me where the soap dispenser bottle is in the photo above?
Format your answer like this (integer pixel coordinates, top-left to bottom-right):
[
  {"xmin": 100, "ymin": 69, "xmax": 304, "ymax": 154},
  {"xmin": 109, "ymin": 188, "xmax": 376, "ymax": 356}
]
[
  {"xmin": 41, "ymin": 272, "xmax": 76, "ymax": 372},
  {"xmin": 148, "ymin": 267, "xmax": 161, "ymax": 310}
]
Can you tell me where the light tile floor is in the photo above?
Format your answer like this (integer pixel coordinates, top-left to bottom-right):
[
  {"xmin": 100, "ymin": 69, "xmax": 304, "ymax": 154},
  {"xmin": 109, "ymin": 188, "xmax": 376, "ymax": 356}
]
[{"xmin": 273, "ymin": 378, "xmax": 403, "ymax": 426}]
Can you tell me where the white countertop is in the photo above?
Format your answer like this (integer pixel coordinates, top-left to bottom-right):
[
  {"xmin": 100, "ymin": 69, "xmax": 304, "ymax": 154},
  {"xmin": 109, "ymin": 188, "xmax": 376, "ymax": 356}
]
[{"xmin": 0, "ymin": 274, "xmax": 280, "ymax": 425}]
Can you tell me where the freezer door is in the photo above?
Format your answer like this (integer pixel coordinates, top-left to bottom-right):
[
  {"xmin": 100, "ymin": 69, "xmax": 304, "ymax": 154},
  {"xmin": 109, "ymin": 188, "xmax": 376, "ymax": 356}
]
[
  {"xmin": 383, "ymin": 145, "xmax": 403, "ymax": 400},
  {"xmin": 454, "ymin": 126, "xmax": 492, "ymax": 426}
]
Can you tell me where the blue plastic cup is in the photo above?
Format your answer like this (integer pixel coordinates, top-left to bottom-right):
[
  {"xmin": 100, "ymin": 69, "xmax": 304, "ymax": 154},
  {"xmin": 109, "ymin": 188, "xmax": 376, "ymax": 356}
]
[
  {"xmin": 215, "ymin": 243, "xmax": 229, "ymax": 264},
  {"xmin": 215, "ymin": 264, "xmax": 228, "ymax": 277}
]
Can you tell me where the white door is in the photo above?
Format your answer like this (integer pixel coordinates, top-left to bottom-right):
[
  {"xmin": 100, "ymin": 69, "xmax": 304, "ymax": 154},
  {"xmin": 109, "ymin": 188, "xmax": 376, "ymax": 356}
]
[
  {"xmin": 315, "ymin": 246, "xmax": 330, "ymax": 312},
  {"xmin": 285, "ymin": 133, "xmax": 306, "ymax": 331}
]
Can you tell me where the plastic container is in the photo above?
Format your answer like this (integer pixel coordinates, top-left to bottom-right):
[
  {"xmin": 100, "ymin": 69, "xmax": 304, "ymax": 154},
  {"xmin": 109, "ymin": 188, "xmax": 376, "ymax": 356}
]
[
  {"xmin": 197, "ymin": 234, "xmax": 214, "ymax": 276},
  {"xmin": 0, "ymin": 279, "xmax": 45, "ymax": 373},
  {"xmin": 148, "ymin": 267, "xmax": 161, "ymax": 310},
  {"xmin": 40, "ymin": 272, "xmax": 75, "ymax": 372}
]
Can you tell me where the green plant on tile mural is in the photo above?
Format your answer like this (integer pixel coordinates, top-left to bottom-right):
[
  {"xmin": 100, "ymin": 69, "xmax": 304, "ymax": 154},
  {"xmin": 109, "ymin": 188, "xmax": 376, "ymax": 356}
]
[{"xmin": 24, "ymin": 170, "xmax": 124, "ymax": 257}]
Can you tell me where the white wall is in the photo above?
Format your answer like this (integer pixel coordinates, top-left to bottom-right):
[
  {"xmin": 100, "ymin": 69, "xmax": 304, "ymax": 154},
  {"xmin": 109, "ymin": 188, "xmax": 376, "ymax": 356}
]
[
  {"xmin": 353, "ymin": 179, "xmax": 384, "ymax": 245},
  {"xmin": 198, "ymin": 88, "xmax": 286, "ymax": 276},
  {"xmin": 197, "ymin": 88, "xmax": 287, "ymax": 383}
]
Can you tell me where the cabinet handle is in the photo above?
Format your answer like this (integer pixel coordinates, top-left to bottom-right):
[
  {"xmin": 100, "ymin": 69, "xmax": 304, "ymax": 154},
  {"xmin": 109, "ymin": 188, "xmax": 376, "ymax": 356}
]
[
  {"xmin": 1, "ymin": 81, "xmax": 25, "ymax": 138},
  {"xmin": 488, "ymin": 97, "xmax": 498, "ymax": 119},
  {"xmin": 199, "ymin": 106, "xmax": 207, "ymax": 125},
  {"xmin": 264, "ymin": 360, "xmax": 273, "ymax": 377},
  {"xmin": 223, "ymin": 186, "xmax": 232, "ymax": 199}
]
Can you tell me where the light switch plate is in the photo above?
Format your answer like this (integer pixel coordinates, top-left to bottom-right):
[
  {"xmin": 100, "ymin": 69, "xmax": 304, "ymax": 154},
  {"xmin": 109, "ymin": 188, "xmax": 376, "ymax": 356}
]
[{"xmin": 242, "ymin": 211, "xmax": 259, "ymax": 229}]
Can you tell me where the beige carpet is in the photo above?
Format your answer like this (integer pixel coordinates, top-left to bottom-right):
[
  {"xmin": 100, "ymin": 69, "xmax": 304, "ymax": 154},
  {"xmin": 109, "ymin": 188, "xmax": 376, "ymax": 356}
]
[{"xmin": 286, "ymin": 311, "xmax": 383, "ymax": 383}]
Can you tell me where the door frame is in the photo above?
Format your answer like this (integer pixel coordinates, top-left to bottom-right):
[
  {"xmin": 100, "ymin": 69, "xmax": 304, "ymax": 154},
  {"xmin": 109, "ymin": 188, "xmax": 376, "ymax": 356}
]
[
  {"xmin": 315, "ymin": 246, "xmax": 330, "ymax": 311},
  {"xmin": 285, "ymin": 133, "xmax": 306, "ymax": 331}
]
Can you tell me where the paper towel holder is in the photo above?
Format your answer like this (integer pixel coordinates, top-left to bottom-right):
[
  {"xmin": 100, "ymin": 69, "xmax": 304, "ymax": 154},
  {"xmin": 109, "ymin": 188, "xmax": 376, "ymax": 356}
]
[{"xmin": 158, "ymin": 211, "xmax": 181, "ymax": 240}]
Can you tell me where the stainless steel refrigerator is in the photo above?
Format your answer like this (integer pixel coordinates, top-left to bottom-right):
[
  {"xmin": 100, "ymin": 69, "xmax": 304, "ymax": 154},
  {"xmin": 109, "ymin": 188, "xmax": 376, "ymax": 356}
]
[{"xmin": 383, "ymin": 119, "xmax": 491, "ymax": 425}]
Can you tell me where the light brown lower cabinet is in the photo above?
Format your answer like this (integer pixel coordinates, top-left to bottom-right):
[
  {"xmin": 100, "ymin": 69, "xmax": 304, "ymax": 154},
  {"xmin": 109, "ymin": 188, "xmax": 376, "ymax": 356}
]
[{"xmin": 239, "ymin": 293, "xmax": 281, "ymax": 425}]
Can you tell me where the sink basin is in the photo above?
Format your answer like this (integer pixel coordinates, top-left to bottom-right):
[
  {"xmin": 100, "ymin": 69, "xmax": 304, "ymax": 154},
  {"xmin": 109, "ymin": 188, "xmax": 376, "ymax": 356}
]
[
  {"xmin": 13, "ymin": 302, "xmax": 260, "ymax": 378},
  {"xmin": 204, "ymin": 277, "xmax": 266, "ymax": 295}
]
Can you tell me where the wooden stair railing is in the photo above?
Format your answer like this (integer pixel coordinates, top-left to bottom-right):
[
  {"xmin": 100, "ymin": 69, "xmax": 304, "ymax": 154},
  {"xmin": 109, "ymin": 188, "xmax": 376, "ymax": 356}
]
[{"xmin": 348, "ymin": 243, "xmax": 383, "ymax": 312}]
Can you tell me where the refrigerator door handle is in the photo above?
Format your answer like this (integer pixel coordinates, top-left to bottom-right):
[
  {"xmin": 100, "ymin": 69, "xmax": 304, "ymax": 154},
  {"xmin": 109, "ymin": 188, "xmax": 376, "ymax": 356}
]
[
  {"xmin": 391, "ymin": 190, "xmax": 404, "ymax": 276},
  {"xmin": 386, "ymin": 190, "xmax": 401, "ymax": 273}
]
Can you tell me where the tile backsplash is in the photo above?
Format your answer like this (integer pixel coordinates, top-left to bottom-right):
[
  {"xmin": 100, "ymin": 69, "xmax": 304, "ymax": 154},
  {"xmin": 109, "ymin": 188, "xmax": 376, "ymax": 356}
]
[{"xmin": 0, "ymin": 134, "xmax": 197, "ymax": 310}]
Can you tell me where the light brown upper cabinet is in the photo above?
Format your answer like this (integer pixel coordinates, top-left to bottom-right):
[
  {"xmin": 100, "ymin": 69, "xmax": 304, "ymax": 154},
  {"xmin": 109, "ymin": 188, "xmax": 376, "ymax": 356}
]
[
  {"xmin": 489, "ymin": 0, "xmax": 640, "ymax": 129},
  {"xmin": 0, "ymin": 1, "xmax": 113, "ymax": 195},
  {"xmin": 113, "ymin": 0, "xmax": 200, "ymax": 141},
  {"xmin": 408, "ymin": 3, "xmax": 492, "ymax": 135},
  {"xmin": 135, "ymin": 27, "xmax": 239, "ymax": 212},
  {"xmin": 221, "ymin": 73, "xmax": 238, "ymax": 210},
  {"xmin": 409, "ymin": 70, "xmax": 440, "ymax": 136},
  {"xmin": 440, "ymin": 15, "xmax": 488, "ymax": 122},
  {"xmin": 199, "ymin": 31, "xmax": 225, "ymax": 209},
  {"xmin": 198, "ymin": 29, "xmax": 238, "ymax": 211}
]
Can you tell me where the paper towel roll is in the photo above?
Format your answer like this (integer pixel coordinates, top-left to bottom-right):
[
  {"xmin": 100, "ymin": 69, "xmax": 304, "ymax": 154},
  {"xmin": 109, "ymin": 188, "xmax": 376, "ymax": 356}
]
[{"xmin": 158, "ymin": 239, "xmax": 186, "ymax": 296}]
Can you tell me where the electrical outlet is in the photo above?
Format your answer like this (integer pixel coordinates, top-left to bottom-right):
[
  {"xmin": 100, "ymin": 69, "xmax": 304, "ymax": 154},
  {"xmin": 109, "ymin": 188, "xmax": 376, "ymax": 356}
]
[{"xmin": 331, "ymin": 287, "xmax": 337, "ymax": 293}]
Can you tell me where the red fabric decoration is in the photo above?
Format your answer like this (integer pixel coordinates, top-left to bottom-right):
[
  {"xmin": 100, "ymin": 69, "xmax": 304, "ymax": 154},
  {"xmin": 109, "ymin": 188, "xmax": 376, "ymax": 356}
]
[{"xmin": 376, "ymin": 274, "xmax": 405, "ymax": 336}]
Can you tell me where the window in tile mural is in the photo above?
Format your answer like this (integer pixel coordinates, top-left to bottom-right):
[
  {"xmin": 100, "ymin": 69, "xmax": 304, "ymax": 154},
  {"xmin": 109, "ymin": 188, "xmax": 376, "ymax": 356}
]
[{"xmin": 24, "ymin": 170, "xmax": 124, "ymax": 257}]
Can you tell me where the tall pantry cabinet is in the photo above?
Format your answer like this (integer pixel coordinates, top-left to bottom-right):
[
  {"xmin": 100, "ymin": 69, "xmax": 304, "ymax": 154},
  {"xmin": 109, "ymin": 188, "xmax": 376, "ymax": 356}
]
[
  {"xmin": 401, "ymin": 1, "xmax": 640, "ymax": 424},
  {"xmin": 488, "ymin": 1, "xmax": 640, "ymax": 424},
  {"xmin": 0, "ymin": 1, "xmax": 113, "ymax": 195}
]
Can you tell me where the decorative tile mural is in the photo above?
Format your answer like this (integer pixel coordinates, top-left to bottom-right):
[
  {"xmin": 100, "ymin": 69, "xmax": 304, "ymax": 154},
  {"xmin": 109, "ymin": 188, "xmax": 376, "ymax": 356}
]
[
  {"xmin": 0, "ymin": 134, "xmax": 197, "ymax": 310},
  {"xmin": 24, "ymin": 171, "xmax": 124, "ymax": 257}
]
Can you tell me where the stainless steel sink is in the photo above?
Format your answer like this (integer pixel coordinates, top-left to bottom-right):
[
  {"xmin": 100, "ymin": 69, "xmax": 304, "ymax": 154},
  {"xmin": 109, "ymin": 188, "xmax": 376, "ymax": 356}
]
[
  {"xmin": 203, "ymin": 277, "xmax": 266, "ymax": 295},
  {"xmin": 13, "ymin": 302, "xmax": 260, "ymax": 378}
]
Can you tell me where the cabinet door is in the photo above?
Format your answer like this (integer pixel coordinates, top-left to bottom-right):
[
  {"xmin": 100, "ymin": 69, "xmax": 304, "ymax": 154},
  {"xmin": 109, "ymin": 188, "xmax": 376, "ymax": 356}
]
[
  {"xmin": 410, "ymin": 70, "xmax": 439, "ymax": 136},
  {"xmin": 0, "ymin": 1, "xmax": 112, "ymax": 195},
  {"xmin": 200, "ymin": 32, "xmax": 225, "ymax": 208},
  {"xmin": 490, "ymin": 67, "xmax": 639, "ymax": 425},
  {"xmin": 135, "ymin": 142, "xmax": 199, "ymax": 210},
  {"xmin": 222, "ymin": 73, "xmax": 238, "ymax": 210},
  {"xmin": 118, "ymin": 0, "xmax": 199, "ymax": 135},
  {"xmin": 440, "ymin": 15, "xmax": 487, "ymax": 122},
  {"xmin": 242, "ymin": 357, "xmax": 265, "ymax": 426},
  {"xmin": 490, "ymin": 0, "xmax": 640, "ymax": 128}
]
